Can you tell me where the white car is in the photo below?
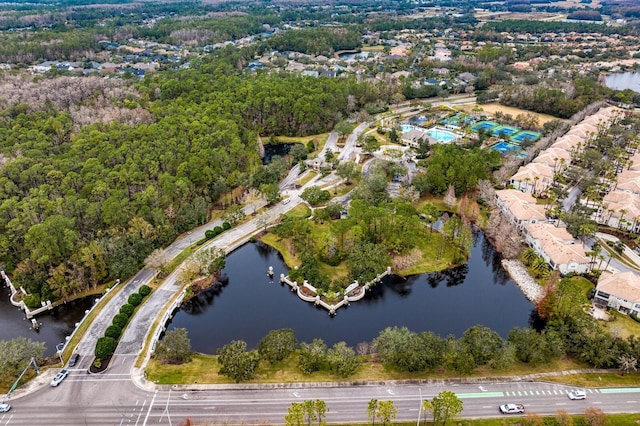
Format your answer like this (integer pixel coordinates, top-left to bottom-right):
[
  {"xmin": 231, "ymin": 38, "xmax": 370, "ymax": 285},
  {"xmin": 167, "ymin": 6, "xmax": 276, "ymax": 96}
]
[
  {"xmin": 50, "ymin": 369, "xmax": 68, "ymax": 387},
  {"xmin": 568, "ymin": 390, "xmax": 587, "ymax": 400},
  {"xmin": 0, "ymin": 403, "xmax": 10, "ymax": 413}
]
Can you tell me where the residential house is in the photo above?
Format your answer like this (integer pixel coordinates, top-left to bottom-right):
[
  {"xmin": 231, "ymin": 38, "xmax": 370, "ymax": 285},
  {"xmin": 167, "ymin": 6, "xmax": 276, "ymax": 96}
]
[
  {"xmin": 599, "ymin": 189, "xmax": 640, "ymax": 232},
  {"xmin": 494, "ymin": 189, "xmax": 548, "ymax": 230},
  {"xmin": 594, "ymin": 271, "xmax": 640, "ymax": 315},
  {"xmin": 532, "ymin": 147, "xmax": 572, "ymax": 172},
  {"xmin": 524, "ymin": 222, "xmax": 589, "ymax": 274},
  {"xmin": 510, "ymin": 162, "xmax": 555, "ymax": 193}
]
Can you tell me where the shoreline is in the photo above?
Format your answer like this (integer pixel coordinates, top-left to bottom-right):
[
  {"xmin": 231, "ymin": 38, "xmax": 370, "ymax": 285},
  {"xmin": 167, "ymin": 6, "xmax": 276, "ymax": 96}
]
[{"xmin": 501, "ymin": 259, "xmax": 543, "ymax": 303}]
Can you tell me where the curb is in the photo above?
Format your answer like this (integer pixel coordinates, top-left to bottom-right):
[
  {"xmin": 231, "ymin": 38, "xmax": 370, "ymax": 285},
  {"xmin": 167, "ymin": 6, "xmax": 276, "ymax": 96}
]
[{"xmin": 130, "ymin": 368, "xmax": 619, "ymax": 392}]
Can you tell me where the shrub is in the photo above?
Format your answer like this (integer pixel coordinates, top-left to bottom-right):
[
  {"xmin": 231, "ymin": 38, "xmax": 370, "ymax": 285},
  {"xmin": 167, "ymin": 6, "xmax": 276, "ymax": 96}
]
[
  {"xmin": 105, "ymin": 324, "xmax": 122, "ymax": 340},
  {"xmin": 214, "ymin": 226, "xmax": 223, "ymax": 234},
  {"xmin": 120, "ymin": 303, "xmax": 135, "ymax": 316},
  {"xmin": 128, "ymin": 293, "xmax": 142, "ymax": 306},
  {"xmin": 205, "ymin": 229, "xmax": 215, "ymax": 239},
  {"xmin": 138, "ymin": 285, "xmax": 151, "ymax": 297},
  {"xmin": 222, "ymin": 221, "xmax": 231, "ymax": 230},
  {"xmin": 95, "ymin": 336, "xmax": 116, "ymax": 359},
  {"xmin": 23, "ymin": 293, "xmax": 41, "ymax": 309},
  {"xmin": 112, "ymin": 313, "xmax": 129, "ymax": 328}
]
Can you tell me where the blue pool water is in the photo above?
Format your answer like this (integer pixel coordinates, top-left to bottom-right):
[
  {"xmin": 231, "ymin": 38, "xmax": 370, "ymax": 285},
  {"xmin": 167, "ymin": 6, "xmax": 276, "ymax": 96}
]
[
  {"xmin": 427, "ymin": 128, "xmax": 456, "ymax": 143},
  {"xmin": 401, "ymin": 124, "xmax": 415, "ymax": 132}
]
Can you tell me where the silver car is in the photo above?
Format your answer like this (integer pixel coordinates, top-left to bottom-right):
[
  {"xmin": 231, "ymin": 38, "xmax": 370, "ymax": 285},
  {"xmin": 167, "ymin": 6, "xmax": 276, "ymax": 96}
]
[
  {"xmin": 568, "ymin": 390, "xmax": 586, "ymax": 400},
  {"xmin": 50, "ymin": 369, "xmax": 68, "ymax": 387}
]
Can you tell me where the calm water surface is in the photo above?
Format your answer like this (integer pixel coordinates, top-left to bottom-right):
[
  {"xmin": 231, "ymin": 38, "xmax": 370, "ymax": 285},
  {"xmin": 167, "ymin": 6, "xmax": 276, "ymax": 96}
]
[
  {"xmin": 0, "ymin": 286, "xmax": 95, "ymax": 356},
  {"xmin": 604, "ymin": 71, "xmax": 640, "ymax": 93},
  {"xmin": 167, "ymin": 231, "xmax": 535, "ymax": 354}
]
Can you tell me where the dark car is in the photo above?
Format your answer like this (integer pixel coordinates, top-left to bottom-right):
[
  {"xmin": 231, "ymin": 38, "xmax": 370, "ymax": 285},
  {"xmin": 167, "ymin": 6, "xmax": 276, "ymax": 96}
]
[{"xmin": 69, "ymin": 353, "xmax": 80, "ymax": 367}]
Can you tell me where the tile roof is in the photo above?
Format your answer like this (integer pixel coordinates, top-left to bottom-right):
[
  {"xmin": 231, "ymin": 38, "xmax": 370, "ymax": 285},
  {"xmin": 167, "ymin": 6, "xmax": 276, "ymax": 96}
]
[
  {"xmin": 525, "ymin": 222, "xmax": 588, "ymax": 265},
  {"xmin": 495, "ymin": 189, "xmax": 547, "ymax": 222},
  {"xmin": 597, "ymin": 271, "xmax": 640, "ymax": 303}
]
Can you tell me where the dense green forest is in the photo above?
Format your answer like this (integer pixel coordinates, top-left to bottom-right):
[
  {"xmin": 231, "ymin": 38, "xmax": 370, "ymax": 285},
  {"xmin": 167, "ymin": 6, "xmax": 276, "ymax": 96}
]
[
  {"xmin": 266, "ymin": 27, "xmax": 362, "ymax": 56},
  {"xmin": 0, "ymin": 51, "xmax": 386, "ymax": 304}
]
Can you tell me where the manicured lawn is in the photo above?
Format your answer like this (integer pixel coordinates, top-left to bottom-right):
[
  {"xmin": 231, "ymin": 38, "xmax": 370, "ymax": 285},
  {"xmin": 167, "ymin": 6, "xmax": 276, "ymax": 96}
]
[
  {"xmin": 605, "ymin": 310, "xmax": 640, "ymax": 339},
  {"xmin": 544, "ymin": 371, "xmax": 640, "ymax": 387},
  {"xmin": 146, "ymin": 352, "xmax": 596, "ymax": 386},
  {"xmin": 296, "ymin": 170, "xmax": 318, "ymax": 187}
]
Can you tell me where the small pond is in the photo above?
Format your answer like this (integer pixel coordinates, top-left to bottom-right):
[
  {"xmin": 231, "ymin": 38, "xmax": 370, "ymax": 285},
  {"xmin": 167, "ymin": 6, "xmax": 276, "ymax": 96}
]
[
  {"xmin": 604, "ymin": 71, "xmax": 640, "ymax": 93},
  {"xmin": 166, "ymin": 230, "xmax": 536, "ymax": 354}
]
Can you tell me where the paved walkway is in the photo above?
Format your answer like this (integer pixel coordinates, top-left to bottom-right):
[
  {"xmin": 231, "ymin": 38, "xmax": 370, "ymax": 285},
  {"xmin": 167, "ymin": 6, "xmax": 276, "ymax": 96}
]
[{"xmin": 595, "ymin": 232, "xmax": 640, "ymax": 273}]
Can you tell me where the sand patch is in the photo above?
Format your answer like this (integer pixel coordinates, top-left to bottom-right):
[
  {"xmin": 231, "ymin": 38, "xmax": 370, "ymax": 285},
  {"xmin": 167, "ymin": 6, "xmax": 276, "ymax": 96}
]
[{"xmin": 458, "ymin": 102, "xmax": 562, "ymax": 126}]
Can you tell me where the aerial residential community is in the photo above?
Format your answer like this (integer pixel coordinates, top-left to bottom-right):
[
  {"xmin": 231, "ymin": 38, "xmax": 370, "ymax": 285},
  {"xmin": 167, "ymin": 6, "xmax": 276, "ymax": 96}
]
[{"xmin": 1, "ymin": 0, "xmax": 640, "ymax": 424}]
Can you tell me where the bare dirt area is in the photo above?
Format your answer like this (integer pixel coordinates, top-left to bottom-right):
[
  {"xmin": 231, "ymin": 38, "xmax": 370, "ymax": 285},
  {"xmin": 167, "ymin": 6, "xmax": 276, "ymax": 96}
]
[{"xmin": 458, "ymin": 102, "xmax": 562, "ymax": 126}]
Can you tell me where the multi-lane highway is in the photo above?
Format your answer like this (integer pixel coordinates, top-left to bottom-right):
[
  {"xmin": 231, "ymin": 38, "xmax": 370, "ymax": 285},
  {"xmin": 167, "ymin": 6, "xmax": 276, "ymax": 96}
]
[{"xmin": 4, "ymin": 372, "xmax": 640, "ymax": 425}]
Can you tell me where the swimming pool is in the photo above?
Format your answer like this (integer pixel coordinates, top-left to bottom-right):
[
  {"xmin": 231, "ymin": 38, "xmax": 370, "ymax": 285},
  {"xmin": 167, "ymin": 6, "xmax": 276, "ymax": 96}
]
[
  {"xmin": 511, "ymin": 130, "xmax": 542, "ymax": 143},
  {"xmin": 401, "ymin": 124, "xmax": 416, "ymax": 133},
  {"xmin": 426, "ymin": 127, "xmax": 457, "ymax": 143}
]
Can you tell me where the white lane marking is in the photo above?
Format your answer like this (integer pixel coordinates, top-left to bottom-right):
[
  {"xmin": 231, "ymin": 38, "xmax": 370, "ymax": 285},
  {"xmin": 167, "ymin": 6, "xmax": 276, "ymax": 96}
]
[
  {"xmin": 136, "ymin": 399, "xmax": 148, "ymax": 425},
  {"xmin": 142, "ymin": 391, "xmax": 157, "ymax": 426},
  {"xmin": 387, "ymin": 389, "xmax": 395, "ymax": 395}
]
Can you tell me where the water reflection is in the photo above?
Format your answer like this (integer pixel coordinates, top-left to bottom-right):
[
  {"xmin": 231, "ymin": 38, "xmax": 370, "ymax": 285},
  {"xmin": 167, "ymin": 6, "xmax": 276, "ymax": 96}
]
[
  {"xmin": 0, "ymin": 287, "xmax": 95, "ymax": 356},
  {"xmin": 604, "ymin": 72, "xmax": 640, "ymax": 93},
  {"xmin": 167, "ymin": 232, "xmax": 535, "ymax": 354}
]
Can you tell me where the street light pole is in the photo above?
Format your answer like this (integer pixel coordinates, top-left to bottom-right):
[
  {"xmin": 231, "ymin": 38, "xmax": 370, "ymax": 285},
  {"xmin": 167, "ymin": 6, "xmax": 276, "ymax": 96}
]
[
  {"xmin": 416, "ymin": 387, "xmax": 422, "ymax": 426},
  {"xmin": 56, "ymin": 342, "xmax": 65, "ymax": 366}
]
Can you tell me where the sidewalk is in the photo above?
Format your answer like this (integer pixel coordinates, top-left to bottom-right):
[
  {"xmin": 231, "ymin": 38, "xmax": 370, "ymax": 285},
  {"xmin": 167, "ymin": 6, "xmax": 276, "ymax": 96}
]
[
  {"xmin": 595, "ymin": 232, "xmax": 640, "ymax": 272},
  {"xmin": 129, "ymin": 368, "xmax": 620, "ymax": 393}
]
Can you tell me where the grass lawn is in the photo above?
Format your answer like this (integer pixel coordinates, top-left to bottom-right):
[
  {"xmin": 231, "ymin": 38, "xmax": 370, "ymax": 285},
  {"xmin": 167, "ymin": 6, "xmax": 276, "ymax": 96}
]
[
  {"xmin": 544, "ymin": 371, "xmax": 640, "ymax": 388},
  {"xmin": 296, "ymin": 170, "xmax": 318, "ymax": 187},
  {"xmin": 146, "ymin": 352, "xmax": 602, "ymax": 386},
  {"xmin": 604, "ymin": 310, "xmax": 640, "ymax": 339},
  {"xmin": 362, "ymin": 45, "xmax": 385, "ymax": 52},
  {"xmin": 277, "ymin": 133, "xmax": 329, "ymax": 157},
  {"xmin": 260, "ymin": 233, "xmax": 301, "ymax": 269},
  {"xmin": 395, "ymin": 231, "xmax": 460, "ymax": 276}
]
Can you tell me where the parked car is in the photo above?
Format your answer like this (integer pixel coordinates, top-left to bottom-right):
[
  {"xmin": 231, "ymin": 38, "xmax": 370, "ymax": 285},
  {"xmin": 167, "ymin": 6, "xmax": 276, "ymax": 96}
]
[
  {"xmin": 0, "ymin": 403, "xmax": 10, "ymax": 413},
  {"xmin": 499, "ymin": 403, "xmax": 525, "ymax": 414},
  {"xmin": 68, "ymin": 353, "xmax": 80, "ymax": 367},
  {"xmin": 281, "ymin": 198, "xmax": 291, "ymax": 205},
  {"xmin": 568, "ymin": 390, "xmax": 587, "ymax": 400},
  {"xmin": 50, "ymin": 369, "xmax": 68, "ymax": 387}
]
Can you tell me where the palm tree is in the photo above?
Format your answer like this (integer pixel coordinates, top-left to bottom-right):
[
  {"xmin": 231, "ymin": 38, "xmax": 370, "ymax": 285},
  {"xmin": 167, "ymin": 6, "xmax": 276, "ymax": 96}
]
[
  {"xmin": 590, "ymin": 243, "xmax": 602, "ymax": 272},
  {"xmin": 522, "ymin": 247, "xmax": 538, "ymax": 266}
]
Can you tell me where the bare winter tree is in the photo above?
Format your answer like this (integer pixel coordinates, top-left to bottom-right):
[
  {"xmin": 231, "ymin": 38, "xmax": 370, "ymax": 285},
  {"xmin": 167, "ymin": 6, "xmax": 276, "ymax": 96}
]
[
  {"xmin": 356, "ymin": 342, "xmax": 370, "ymax": 356},
  {"xmin": 443, "ymin": 184, "xmax": 457, "ymax": 209},
  {"xmin": 0, "ymin": 74, "xmax": 153, "ymax": 128},
  {"xmin": 618, "ymin": 355, "xmax": 638, "ymax": 376},
  {"xmin": 485, "ymin": 210, "xmax": 523, "ymax": 259}
]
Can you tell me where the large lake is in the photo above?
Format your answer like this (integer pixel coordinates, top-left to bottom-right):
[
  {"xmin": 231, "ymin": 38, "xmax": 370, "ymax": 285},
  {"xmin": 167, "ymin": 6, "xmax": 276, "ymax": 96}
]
[
  {"xmin": 604, "ymin": 71, "xmax": 640, "ymax": 93},
  {"xmin": 166, "ymin": 230, "xmax": 536, "ymax": 354}
]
